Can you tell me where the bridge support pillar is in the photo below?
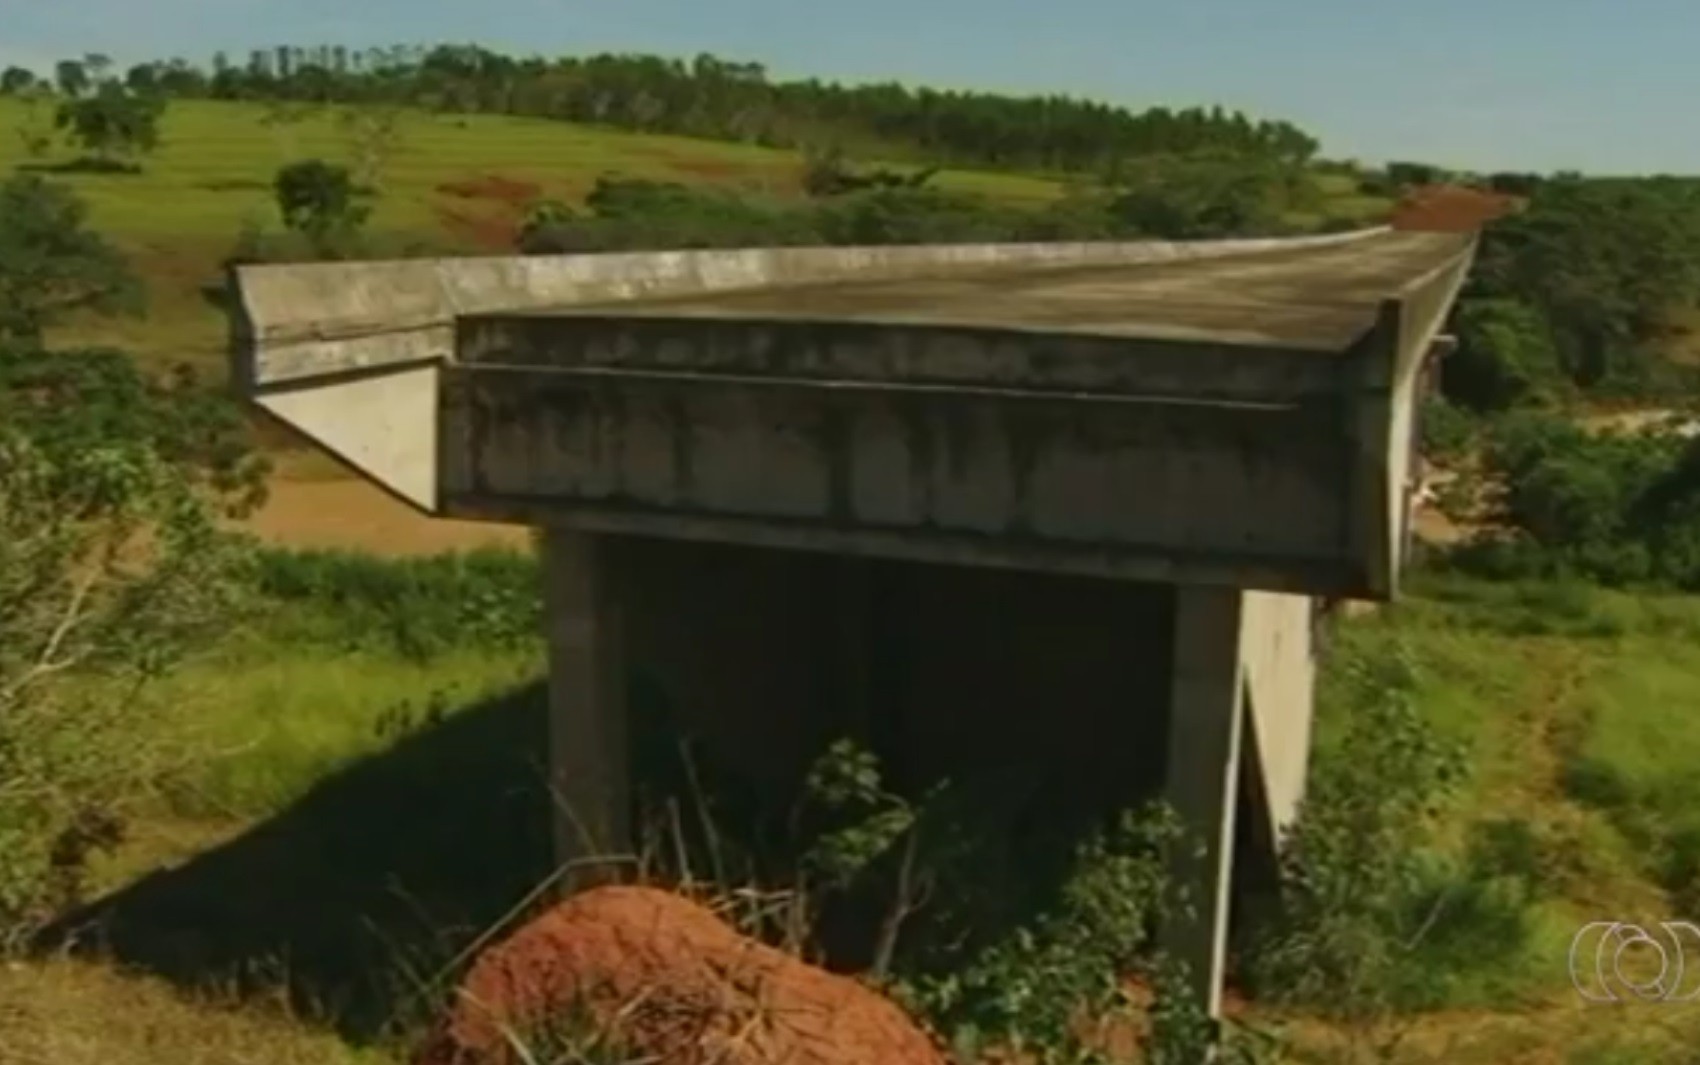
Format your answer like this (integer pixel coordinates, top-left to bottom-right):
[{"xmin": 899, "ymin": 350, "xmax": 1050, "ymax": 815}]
[
  {"xmin": 1159, "ymin": 584, "xmax": 1247, "ymax": 1027},
  {"xmin": 543, "ymin": 527, "xmax": 632, "ymax": 891}
]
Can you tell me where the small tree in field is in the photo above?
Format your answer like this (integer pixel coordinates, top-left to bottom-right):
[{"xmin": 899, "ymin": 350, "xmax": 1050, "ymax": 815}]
[
  {"xmin": 0, "ymin": 173, "xmax": 143, "ymax": 343},
  {"xmin": 260, "ymin": 100, "xmax": 319, "ymax": 160},
  {"xmin": 0, "ymin": 66, "xmax": 36, "ymax": 95},
  {"xmin": 53, "ymin": 84, "xmax": 166, "ymax": 170},
  {"xmin": 337, "ymin": 104, "xmax": 406, "ymax": 192},
  {"xmin": 53, "ymin": 59, "xmax": 88, "ymax": 98},
  {"xmin": 274, "ymin": 159, "xmax": 371, "ymax": 254},
  {"xmin": 13, "ymin": 90, "xmax": 56, "ymax": 160}
]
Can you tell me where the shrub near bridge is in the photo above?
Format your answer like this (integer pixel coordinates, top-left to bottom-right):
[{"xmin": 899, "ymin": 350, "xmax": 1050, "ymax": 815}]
[
  {"xmin": 0, "ymin": 343, "xmax": 258, "ymax": 944},
  {"xmin": 1442, "ymin": 411, "xmax": 1700, "ymax": 589}
]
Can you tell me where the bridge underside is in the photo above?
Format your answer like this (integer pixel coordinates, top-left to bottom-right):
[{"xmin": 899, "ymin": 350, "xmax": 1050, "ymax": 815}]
[{"xmin": 230, "ymin": 226, "xmax": 1474, "ymax": 1025}]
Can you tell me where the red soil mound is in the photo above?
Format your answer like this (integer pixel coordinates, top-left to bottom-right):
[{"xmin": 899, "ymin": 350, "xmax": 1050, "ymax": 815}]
[
  {"xmin": 413, "ymin": 886, "xmax": 946, "ymax": 1065},
  {"xmin": 1390, "ymin": 184, "xmax": 1517, "ymax": 233}
]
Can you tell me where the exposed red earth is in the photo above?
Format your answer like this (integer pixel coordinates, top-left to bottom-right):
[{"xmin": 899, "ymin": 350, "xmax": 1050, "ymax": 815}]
[{"xmin": 414, "ymin": 885, "xmax": 947, "ymax": 1065}]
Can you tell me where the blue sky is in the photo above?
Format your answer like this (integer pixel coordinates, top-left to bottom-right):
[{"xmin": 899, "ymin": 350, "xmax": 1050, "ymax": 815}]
[{"xmin": 0, "ymin": 0, "xmax": 1693, "ymax": 174}]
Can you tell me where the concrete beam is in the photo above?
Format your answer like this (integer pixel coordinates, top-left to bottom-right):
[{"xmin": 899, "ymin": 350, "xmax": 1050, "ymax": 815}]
[{"xmin": 436, "ymin": 363, "xmax": 1350, "ymax": 593}]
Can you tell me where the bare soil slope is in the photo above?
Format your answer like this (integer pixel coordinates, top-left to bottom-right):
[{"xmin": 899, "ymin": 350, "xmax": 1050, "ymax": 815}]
[{"xmin": 242, "ymin": 478, "xmax": 531, "ymax": 556}]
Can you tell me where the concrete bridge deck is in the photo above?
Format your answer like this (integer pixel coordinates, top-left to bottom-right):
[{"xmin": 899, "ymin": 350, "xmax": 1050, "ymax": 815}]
[
  {"xmin": 547, "ymin": 228, "xmax": 1467, "ymax": 350},
  {"xmin": 228, "ymin": 225, "xmax": 1476, "ymax": 1034}
]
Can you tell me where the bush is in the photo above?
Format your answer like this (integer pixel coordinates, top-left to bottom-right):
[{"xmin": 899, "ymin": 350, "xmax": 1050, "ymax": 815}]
[
  {"xmin": 0, "ymin": 343, "xmax": 256, "ymax": 944},
  {"xmin": 522, "ymin": 173, "xmax": 1140, "ymax": 255},
  {"xmin": 1465, "ymin": 177, "xmax": 1700, "ymax": 395},
  {"xmin": 1444, "ymin": 298, "xmax": 1565, "ymax": 412},
  {"xmin": 274, "ymin": 159, "xmax": 372, "ymax": 256},
  {"xmin": 250, "ymin": 547, "xmax": 542, "ymax": 659},
  {"xmin": 1419, "ymin": 396, "xmax": 1476, "ymax": 461},
  {"xmin": 1243, "ymin": 646, "xmax": 1469, "ymax": 1016},
  {"xmin": 0, "ymin": 173, "xmax": 143, "ymax": 343},
  {"xmin": 1441, "ymin": 412, "xmax": 1700, "ymax": 588},
  {"xmin": 1105, "ymin": 154, "xmax": 1292, "ymax": 239}
]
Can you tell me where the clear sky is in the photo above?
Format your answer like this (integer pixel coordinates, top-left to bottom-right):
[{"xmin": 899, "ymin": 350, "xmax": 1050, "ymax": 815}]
[{"xmin": 1, "ymin": 0, "xmax": 1694, "ymax": 175}]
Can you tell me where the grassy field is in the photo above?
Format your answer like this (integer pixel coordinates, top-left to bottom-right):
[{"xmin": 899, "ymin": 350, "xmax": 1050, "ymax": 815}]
[
  {"xmin": 3, "ymin": 564, "xmax": 1697, "ymax": 1064},
  {"xmin": 0, "ymin": 97, "xmax": 1068, "ymax": 239},
  {"xmin": 0, "ymin": 96, "xmax": 1394, "ymax": 374},
  {"xmin": 0, "ymin": 97, "xmax": 1071, "ymax": 371}
]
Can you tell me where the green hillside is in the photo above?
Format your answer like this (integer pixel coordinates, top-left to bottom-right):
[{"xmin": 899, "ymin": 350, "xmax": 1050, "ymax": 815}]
[
  {"xmin": 0, "ymin": 97, "xmax": 1075, "ymax": 365},
  {"xmin": 0, "ymin": 96, "xmax": 1066, "ymax": 240},
  {"xmin": 0, "ymin": 95, "xmax": 1396, "ymax": 370}
]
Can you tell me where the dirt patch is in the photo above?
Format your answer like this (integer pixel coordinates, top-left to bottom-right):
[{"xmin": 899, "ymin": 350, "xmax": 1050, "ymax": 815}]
[
  {"xmin": 239, "ymin": 477, "xmax": 531, "ymax": 556},
  {"xmin": 1391, "ymin": 185, "xmax": 1518, "ymax": 233},
  {"xmin": 667, "ymin": 156, "xmax": 759, "ymax": 182},
  {"xmin": 435, "ymin": 175, "xmax": 545, "ymax": 207},
  {"xmin": 434, "ymin": 205, "xmax": 526, "ymax": 250},
  {"xmin": 414, "ymin": 885, "xmax": 945, "ymax": 1065},
  {"xmin": 433, "ymin": 174, "xmax": 546, "ymax": 250}
]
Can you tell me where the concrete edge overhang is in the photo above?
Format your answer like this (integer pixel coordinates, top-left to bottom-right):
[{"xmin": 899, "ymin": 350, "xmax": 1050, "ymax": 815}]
[
  {"xmin": 1341, "ymin": 235, "xmax": 1479, "ymax": 598},
  {"xmin": 228, "ymin": 228, "xmax": 1397, "ymax": 515},
  {"xmin": 227, "ymin": 225, "xmax": 1479, "ymax": 596}
]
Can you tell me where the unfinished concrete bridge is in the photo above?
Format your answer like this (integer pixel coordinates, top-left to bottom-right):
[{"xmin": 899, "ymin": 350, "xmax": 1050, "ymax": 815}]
[{"xmin": 228, "ymin": 225, "xmax": 1476, "ymax": 1026}]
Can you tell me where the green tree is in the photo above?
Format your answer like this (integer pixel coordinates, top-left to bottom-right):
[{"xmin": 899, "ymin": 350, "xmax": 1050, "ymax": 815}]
[
  {"xmin": 1445, "ymin": 298, "xmax": 1564, "ymax": 412},
  {"xmin": 0, "ymin": 174, "xmax": 143, "ymax": 343},
  {"xmin": 1107, "ymin": 154, "xmax": 1290, "ymax": 238},
  {"xmin": 13, "ymin": 92, "xmax": 56, "ymax": 160},
  {"xmin": 53, "ymin": 59, "xmax": 88, "ymax": 97},
  {"xmin": 1386, "ymin": 161, "xmax": 1441, "ymax": 187},
  {"xmin": 1469, "ymin": 178, "xmax": 1700, "ymax": 390},
  {"xmin": 0, "ymin": 66, "xmax": 36, "ymax": 94},
  {"xmin": 0, "ymin": 344, "xmax": 259, "ymax": 944},
  {"xmin": 53, "ymin": 84, "xmax": 166, "ymax": 169},
  {"xmin": 273, "ymin": 158, "xmax": 372, "ymax": 252},
  {"xmin": 52, "ymin": 42, "xmax": 1326, "ymax": 176}
]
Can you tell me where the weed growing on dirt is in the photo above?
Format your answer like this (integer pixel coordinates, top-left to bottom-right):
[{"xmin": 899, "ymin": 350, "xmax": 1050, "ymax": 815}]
[
  {"xmin": 629, "ymin": 733, "xmax": 1256, "ymax": 1063},
  {"xmin": 1237, "ymin": 616, "xmax": 1594, "ymax": 1060},
  {"xmin": 1242, "ymin": 645, "xmax": 1468, "ymax": 1020}
]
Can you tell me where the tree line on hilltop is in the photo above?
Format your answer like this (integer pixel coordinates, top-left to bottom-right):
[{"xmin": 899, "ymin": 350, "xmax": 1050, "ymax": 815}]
[{"xmin": 0, "ymin": 44, "xmax": 1320, "ymax": 173}]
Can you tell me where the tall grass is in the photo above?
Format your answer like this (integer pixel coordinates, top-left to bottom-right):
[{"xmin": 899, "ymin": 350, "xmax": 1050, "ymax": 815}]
[{"xmin": 249, "ymin": 546, "xmax": 542, "ymax": 659}]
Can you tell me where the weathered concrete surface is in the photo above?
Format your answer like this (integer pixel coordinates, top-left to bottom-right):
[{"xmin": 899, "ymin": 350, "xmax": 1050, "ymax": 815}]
[
  {"xmin": 231, "ymin": 228, "xmax": 1399, "ymax": 386},
  {"xmin": 440, "ymin": 370, "xmax": 1347, "ymax": 592},
  {"xmin": 230, "ymin": 227, "xmax": 1471, "ymax": 599},
  {"xmin": 1238, "ymin": 591, "xmax": 1317, "ymax": 846},
  {"xmin": 544, "ymin": 229, "xmax": 1467, "ymax": 350}
]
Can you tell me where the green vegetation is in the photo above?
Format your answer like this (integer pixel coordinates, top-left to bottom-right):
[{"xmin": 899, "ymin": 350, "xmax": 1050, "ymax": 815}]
[
  {"xmin": 53, "ymin": 82, "xmax": 167, "ymax": 171},
  {"xmin": 0, "ymin": 341, "xmax": 255, "ymax": 945},
  {"xmin": 1425, "ymin": 174, "xmax": 1700, "ymax": 596},
  {"xmin": 5, "ymin": 45, "xmax": 1320, "ymax": 174},
  {"xmin": 1439, "ymin": 176, "xmax": 1700, "ymax": 415},
  {"xmin": 271, "ymin": 158, "xmax": 373, "ymax": 255},
  {"xmin": 0, "ymin": 172, "xmax": 142, "ymax": 341}
]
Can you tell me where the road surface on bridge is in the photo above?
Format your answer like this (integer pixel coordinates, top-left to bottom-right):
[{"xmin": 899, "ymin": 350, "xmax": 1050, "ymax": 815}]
[{"xmin": 516, "ymin": 229, "xmax": 1470, "ymax": 353}]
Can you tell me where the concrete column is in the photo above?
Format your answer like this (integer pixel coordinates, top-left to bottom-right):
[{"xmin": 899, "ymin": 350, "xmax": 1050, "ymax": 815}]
[
  {"xmin": 1160, "ymin": 584, "xmax": 1246, "ymax": 1024},
  {"xmin": 542, "ymin": 527, "xmax": 631, "ymax": 891}
]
